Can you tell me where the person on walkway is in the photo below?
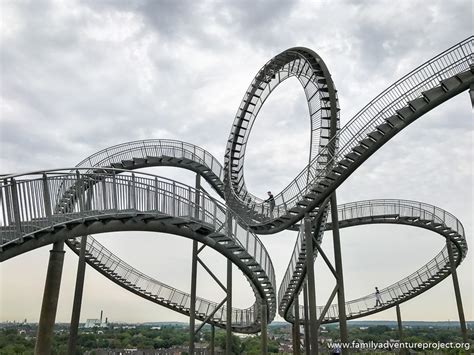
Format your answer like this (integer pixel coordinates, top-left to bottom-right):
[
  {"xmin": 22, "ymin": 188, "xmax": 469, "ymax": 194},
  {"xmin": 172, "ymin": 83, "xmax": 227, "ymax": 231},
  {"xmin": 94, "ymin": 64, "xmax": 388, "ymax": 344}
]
[
  {"xmin": 375, "ymin": 287, "xmax": 382, "ymax": 307},
  {"xmin": 265, "ymin": 191, "xmax": 275, "ymax": 217}
]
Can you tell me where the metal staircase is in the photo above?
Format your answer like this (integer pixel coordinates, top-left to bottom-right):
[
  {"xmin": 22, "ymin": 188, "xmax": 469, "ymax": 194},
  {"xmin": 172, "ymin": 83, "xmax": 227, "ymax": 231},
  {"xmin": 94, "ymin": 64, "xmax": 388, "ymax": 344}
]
[
  {"xmin": 0, "ymin": 38, "xmax": 472, "ymax": 337},
  {"xmin": 225, "ymin": 38, "xmax": 474, "ymax": 235},
  {"xmin": 0, "ymin": 169, "xmax": 276, "ymax": 333},
  {"xmin": 280, "ymin": 199, "xmax": 467, "ymax": 323}
]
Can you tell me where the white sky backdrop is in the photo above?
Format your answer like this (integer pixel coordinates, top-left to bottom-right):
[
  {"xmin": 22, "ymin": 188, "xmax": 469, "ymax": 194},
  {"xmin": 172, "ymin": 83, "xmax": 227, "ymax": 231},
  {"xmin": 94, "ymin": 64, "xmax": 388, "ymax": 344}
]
[{"xmin": 0, "ymin": 0, "xmax": 472, "ymax": 324}]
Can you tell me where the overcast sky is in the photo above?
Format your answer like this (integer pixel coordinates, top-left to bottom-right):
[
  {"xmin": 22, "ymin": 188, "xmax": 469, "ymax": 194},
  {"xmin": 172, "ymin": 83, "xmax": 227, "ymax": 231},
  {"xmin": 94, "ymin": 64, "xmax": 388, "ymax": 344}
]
[{"xmin": 0, "ymin": 0, "xmax": 472, "ymax": 326}]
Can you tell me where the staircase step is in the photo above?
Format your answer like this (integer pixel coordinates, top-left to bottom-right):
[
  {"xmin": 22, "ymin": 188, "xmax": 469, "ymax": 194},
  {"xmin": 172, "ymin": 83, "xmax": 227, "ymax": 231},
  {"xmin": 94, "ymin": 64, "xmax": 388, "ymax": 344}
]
[
  {"xmin": 395, "ymin": 106, "xmax": 414, "ymax": 120},
  {"xmin": 368, "ymin": 131, "xmax": 384, "ymax": 141},
  {"xmin": 408, "ymin": 97, "xmax": 428, "ymax": 111},
  {"xmin": 375, "ymin": 123, "xmax": 393, "ymax": 134},
  {"xmin": 422, "ymin": 86, "xmax": 445, "ymax": 102},
  {"xmin": 385, "ymin": 115, "xmax": 404, "ymax": 128},
  {"xmin": 440, "ymin": 76, "xmax": 461, "ymax": 91}
]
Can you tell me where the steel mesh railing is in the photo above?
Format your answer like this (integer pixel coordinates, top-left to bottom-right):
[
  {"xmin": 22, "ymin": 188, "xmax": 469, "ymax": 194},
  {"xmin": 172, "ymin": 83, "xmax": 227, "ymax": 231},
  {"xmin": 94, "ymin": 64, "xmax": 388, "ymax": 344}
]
[
  {"xmin": 76, "ymin": 139, "xmax": 224, "ymax": 186},
  {"xmin": 239, "ymin": 38, "xmax": 473, "ymax": 220},
  {"xmin": 0, "ymin": 168, "xmax": 275, "ymax": 328},
  {"xmin": 279, "ymin": 199, "xmax": 467, "ymax": 322},
  {"xmin": 72, "ymin": 236, "xmax": 259, "ymax": 325}
]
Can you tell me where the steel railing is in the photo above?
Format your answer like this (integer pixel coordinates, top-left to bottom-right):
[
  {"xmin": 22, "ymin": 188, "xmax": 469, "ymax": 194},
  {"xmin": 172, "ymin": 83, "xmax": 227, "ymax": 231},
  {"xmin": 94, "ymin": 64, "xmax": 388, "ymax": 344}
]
[
  {"xmin": 229, "ymin": 38, "xmax": 473, "ymax": 222},
  {"xmin": 278, "ymin": 199, "xmax": 467, "ymax": 322},
  {"xmin": 0, "ymin": 168, "xmax": 276, "ymax": 328}
]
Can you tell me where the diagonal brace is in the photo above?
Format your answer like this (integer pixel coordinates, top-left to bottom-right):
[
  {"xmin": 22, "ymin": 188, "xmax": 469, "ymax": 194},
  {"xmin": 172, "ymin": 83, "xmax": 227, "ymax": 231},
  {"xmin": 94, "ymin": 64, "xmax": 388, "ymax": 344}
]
[{"xmin": 194, "ymin": 297, "xmax": 227, "ymax": 334}]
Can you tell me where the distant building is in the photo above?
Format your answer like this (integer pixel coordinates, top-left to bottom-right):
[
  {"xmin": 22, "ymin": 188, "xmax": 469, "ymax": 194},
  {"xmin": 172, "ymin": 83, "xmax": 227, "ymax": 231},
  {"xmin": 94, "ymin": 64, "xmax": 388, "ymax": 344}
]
[{"xmin": 85, "ymin": 319, "xmax": 101, "ymax": 328}]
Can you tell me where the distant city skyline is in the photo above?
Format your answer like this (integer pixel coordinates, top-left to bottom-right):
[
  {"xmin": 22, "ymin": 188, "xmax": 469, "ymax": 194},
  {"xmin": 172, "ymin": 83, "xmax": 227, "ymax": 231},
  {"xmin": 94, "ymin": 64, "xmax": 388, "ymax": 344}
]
[{"xmin": 0, "ymin": 0, "xmax": 472, "ymax": 326}]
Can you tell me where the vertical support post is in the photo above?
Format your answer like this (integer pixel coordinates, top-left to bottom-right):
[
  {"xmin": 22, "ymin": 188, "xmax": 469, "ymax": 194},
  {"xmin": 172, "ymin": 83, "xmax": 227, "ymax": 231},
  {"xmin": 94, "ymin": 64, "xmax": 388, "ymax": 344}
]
[
  {"xmin": 294, "ymin": 295, "xmax": 301, "ymax": 355},
  {"xmin": 396, "ymin": 304, "xmax": 403, "ymax": 341},
  {"xmin": 304, "ymin": 215, "xmax": 318, "ymax": 354},
  {"xmin": 261, "ymin": 301, "xmax": 268, "ymax": 355},
  {"xmin": 42, "ymin": 174, "xmax": 52, "ymax": 224},
  {"xmin": 210, "ymin": 324, "xmax": 215, "ymax": 355},
  {"xmin": 10, "ymin": 178, "xmax": 23, "ymax": 241},
  {"xmin": 189, "ymin": 173, "xmax": 201, "ymax": 355},
  {"xmin": 226, "ymin": 258, "xmax": 232, "ymax": 355},
  {"xmin": 35, "ymin": 241, "xmax": 65, "ymax": 355},
  {"xmin": 446, "ymin": 238, "xmax": 468, "ymax": 342},
  {"xmin": 189, "ymin": 240, "xmax": 198, "ymax": 355},
  {"xmin": 469, "ymin": 83, "xmax": 473, "ymax": 107},
  {"xmin": 68, "ymin": 236, "xmax": 88, "ymax": 355},
  {"xmin": 303, "ymin": 283, "xmax": 311, "ymax": 355},
  {"xmin": 330, "ymin": 193, "xmax": 348, "ymax": 352}
]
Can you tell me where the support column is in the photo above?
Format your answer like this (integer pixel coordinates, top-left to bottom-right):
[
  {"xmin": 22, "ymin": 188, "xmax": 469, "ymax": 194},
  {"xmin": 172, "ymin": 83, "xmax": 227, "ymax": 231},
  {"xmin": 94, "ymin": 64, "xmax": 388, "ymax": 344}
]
[
  {"xmin": 294, "ymin": 295, "xmax": 301, "ymax": 355},
  {"xmin": 469, "ymin": 83, "xmax": 473, "ymax": 107},
  {"xmin": 396, "ymin": 304, "xmax": 403, "ymax": 341},
  {"xmin": 189, "ymin": 240, "xmax": 198, "ymax": 354},
  {"xmin": 446, "ymin": 238, "xmax": 468, "ymax": 342},
  {"xmin": 67, "ymin": 236, "xmax": 88, "ymax": 355},
  {"xmin": 35, "ymin": 241, "xmax": 65, "ymax": 355},
  {"xmin": 210, "ymin": 324, "xmax": 215, "ymax": 355},
  {"xmin": 261, "ymin": 301, "xmax": 268, "ymax": 355},
  {"xmin": 330, "ymin": 193, "xmax": 348, "ymax": 352},
  {"xmin": 226, "ymin": 259, "xmax": 232, "ymax": 355},
  {"xmin": 303, "ymin": 283, "xmax": 311, "ymax": 355},
  {"xmin": 304, "ymin": 215, "xmax": 318, "ymax": 354},
  {"xmin": 189, "ymin": 173, "xmax": 201, "ymax": 355}
]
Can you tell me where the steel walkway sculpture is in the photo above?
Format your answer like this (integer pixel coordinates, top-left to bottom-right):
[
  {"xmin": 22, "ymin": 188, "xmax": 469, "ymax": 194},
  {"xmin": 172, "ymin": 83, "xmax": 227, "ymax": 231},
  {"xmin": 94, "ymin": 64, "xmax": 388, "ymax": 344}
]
[{"xmin": 0, "ymin": 37, "xmax": 472, "ymax": 355}]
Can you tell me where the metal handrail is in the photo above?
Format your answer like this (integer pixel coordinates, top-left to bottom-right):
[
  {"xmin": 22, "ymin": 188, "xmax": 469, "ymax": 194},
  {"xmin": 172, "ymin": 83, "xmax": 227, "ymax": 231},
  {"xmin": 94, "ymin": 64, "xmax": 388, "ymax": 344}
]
[
  {"xmin": 0, "ymin": 168, "xmax": 276, "ymax": 328},
  {"xmin": 228, "ymin": 37, "xmax": 473, "ymax": 223},
  {"xmin": 278, "ymin": 199, "xmax": 467, "ymax": 322}
]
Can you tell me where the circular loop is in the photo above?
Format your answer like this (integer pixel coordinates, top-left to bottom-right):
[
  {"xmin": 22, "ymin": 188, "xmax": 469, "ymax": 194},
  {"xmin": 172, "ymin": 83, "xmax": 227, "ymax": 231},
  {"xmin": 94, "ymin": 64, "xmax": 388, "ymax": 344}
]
[{"xmin": 224, "ymin": 47, "xmax": 339, "ymax": 228}]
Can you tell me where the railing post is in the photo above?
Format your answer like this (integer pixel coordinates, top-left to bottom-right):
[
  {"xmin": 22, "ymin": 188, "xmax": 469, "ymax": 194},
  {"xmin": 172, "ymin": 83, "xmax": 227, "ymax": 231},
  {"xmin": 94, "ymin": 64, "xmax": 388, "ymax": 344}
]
[
  {"xmin": 112, "ymin": 173, "xmax": 118, "ymax": 211},
  {"xmin": 194, "ymin": 174, "xmax": 201, "ymax": 219},
  {"xmin": 101, "ymin": 178, "xmax": 107, "ymax": 210},
  {"xmin": 75, "ymin": 170, "xmax": 84, "ymax": 212},
  {"xmin": 154, "ymin": 177, "xmax": 159, "ymax": 213},
  {"xmin": 42, "ymin": 174, "xmax": 52, "ymax": 224},
  {"xmin": 172, "ymin": 182, "xmax": 176, "ymax": 216},
  {"xmin": 10, "ymin": 178, "xmax": 23, "ymax": 241}
]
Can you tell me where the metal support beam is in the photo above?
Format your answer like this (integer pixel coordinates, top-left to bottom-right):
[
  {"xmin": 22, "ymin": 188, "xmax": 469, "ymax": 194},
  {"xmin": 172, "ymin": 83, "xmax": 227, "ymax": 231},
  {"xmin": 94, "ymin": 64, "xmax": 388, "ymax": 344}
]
[
  {"xmin": 261, "ymin": 301, "xmax": 268, "ymax": 355},
  {"xmin": 189, "ymin": 173, "xmax": 201, "ymax": 355},
  {"xmin": 189, "ymin": 240, "xmax": 198, "ymax": 354},
  {"xmin": 330, "ymin": 193, "xmax": 348, "ymax": 352},
  {"xmin": 396, "ymin": 304, "xmax": 407, "ymax": 355},
  {"xmin": 67, "ymin": 236, "xmax": 88, "ymax": 355},
  {"xmin": 304, "ymin": 215, "xmax": 318, "ymax": 354},
  {"xmin": 317, "ymin": 285, "xmax": 338, "ymax": 326},
  {"xmin": 210, "ymin": 324, "xmax": 215, "ymax": 355},
  {"xmin": 303, "ymin": 283, "xmax": 310, "ymax": 355},
  {"xmin": 226, "ymin": 258, "xmax": 232, "ymax": 355},
  {"xmin": 446, "ymin": 238, "xmax": 468, "ymax": 342},
  {"xmin": 396, "ymin": 304, "xmax": 403, "ymax": 341},
  {"xmin": 35, "ymin": 241, "xmax": 65, "ymax": 355},
  {"xmin": 293, "ymin": 295, "xmax": 301, "ymax": 355},
  {"xmin": 469, "ymin": 83, "xmax": 473, "ymax": 107}
]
